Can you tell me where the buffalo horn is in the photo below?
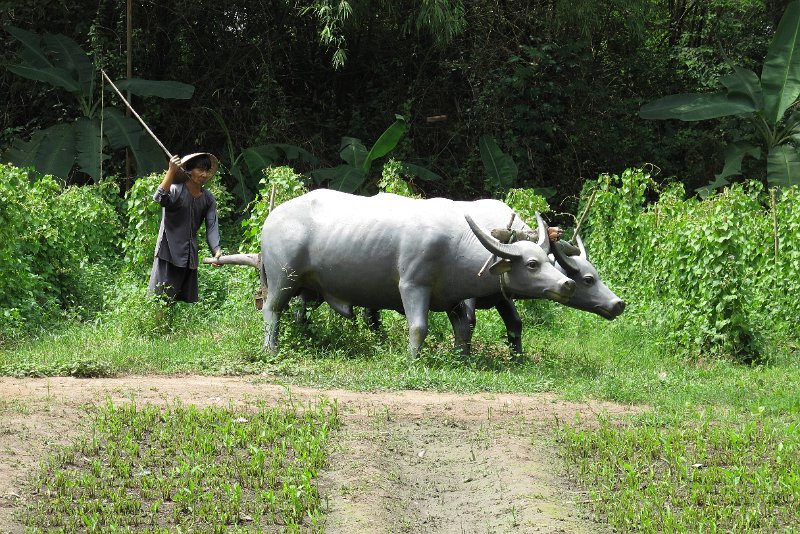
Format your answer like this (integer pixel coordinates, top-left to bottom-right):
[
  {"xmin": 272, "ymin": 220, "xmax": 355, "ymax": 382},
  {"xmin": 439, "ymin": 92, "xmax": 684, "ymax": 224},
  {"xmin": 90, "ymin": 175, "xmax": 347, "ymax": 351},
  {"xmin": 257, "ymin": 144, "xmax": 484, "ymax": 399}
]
[
  {"xmin": 535, "ymin": 212, "xmax": 551, "ymax": 254},
  {"xmin": 465, "ymin": 214, "xmax": 521, "ymax": 259},
  {"xmin": 576, "ymin": 234, "xmax": 587, "ymax": 259},
  {"xmin": 202, "ymin": 253, "xmax": 260, "ymax": 268},
  {"xmin": 551, "ymin": 240, "xmax": 580, "ymax": 275}
]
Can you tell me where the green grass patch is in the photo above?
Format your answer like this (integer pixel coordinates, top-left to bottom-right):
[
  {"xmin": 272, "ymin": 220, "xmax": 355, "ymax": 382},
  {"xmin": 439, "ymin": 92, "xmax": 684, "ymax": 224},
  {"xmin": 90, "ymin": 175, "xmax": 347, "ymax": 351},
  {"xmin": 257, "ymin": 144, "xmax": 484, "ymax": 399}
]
[
  {"xmin": 21, "ymin": 399, "xmax": 339, "ymax": 533},
  {"xmin": 559, "ymin": 413, "xmax": 800, "ymax": 533}
]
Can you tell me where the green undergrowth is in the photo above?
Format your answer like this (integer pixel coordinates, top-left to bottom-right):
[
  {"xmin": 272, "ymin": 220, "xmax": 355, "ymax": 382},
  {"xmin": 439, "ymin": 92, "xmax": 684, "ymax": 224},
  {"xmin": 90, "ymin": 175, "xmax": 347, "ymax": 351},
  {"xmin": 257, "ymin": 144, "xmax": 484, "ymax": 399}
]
[
  {"xmin": 22, "ymin": 399, "xmax": 339, "ymax": 533},
  {"xmin": 560, "ymin": 412, "xmax": 800, "ymax": 533}
]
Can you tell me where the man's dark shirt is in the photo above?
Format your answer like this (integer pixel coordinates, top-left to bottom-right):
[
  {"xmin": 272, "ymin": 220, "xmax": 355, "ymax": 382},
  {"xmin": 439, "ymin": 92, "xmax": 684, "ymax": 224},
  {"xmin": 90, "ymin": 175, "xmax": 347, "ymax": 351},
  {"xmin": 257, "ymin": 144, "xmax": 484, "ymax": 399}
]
[{"xmin": 153, "ymin": 183, "xmax": 220, "ymax": 270}]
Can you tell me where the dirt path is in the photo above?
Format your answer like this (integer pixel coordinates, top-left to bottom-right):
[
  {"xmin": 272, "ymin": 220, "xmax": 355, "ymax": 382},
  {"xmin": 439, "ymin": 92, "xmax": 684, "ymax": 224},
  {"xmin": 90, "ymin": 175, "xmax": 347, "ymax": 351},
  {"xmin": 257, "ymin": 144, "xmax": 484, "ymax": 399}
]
[{"xmin": 0, "ymin": 376, "xmax": 638, "ymax": 533}]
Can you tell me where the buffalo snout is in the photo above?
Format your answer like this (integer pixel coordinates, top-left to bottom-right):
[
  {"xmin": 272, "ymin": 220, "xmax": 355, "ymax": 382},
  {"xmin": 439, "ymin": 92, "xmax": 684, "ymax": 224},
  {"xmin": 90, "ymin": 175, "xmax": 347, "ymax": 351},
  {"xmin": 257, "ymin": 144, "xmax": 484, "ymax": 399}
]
[
  {"xmin": 596, "ymin": 298, "xmax": 626, "ymax": 320},
  {"xmin": 544, "ymin": 278, "xmax": 576, "ymax": 303}
]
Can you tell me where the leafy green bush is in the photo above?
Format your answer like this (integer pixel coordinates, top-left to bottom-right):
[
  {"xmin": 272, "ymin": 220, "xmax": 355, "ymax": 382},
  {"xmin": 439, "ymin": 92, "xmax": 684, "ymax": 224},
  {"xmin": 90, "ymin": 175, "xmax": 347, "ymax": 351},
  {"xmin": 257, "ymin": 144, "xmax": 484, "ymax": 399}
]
[
  {"xmin": 581, "ymin": 168, "xmax": 800, "ymax": 361},
  {"xmin": 504, "ymin": 188, "xmax": 550, "ymax": 226},
  {"xmin": 378, "ymin": 158, "xmax": 421, "ymax": 198},
  {"xmin": 0, "ymin": 164, "xmax": 122, "ymax": 343},
  {"xmin": 241, "ymin": 166, "xmax": 308, "ymax": 251}
]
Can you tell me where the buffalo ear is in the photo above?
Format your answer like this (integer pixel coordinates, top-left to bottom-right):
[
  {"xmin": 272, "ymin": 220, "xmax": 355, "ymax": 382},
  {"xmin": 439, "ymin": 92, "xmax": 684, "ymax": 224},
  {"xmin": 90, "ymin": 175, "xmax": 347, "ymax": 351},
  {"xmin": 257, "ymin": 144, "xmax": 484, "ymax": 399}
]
[{"xmin": 488, "ymin": 259, "xmax": 512, "ymax": 275}]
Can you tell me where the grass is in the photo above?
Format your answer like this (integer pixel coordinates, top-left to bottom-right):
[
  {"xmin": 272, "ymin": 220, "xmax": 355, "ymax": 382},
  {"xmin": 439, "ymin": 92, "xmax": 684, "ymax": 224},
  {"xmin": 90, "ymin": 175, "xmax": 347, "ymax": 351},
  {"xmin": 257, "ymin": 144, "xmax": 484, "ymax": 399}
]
[
  {"xmin": 22, "ymin": 398, "xmax": 339, "ymax": 533},
  {"xmin": 559, "ymin": 414, "xmax": 800, "ymax": 532},
  {"xmin": 2, "ymin": 291, "xmax": 800, "ymax": 532}
]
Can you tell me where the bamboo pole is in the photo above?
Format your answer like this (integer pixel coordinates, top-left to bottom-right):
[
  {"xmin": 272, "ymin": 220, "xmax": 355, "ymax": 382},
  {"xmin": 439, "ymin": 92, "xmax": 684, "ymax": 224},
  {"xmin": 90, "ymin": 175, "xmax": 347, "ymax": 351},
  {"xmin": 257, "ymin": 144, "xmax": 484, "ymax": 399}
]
[
  {"xmin": 268, "ymin": 183, "xmax": 277, "ymax": 214},
  {"xmin": 101, "ymin": 70, "xmax": 173, "ymax": 159}
]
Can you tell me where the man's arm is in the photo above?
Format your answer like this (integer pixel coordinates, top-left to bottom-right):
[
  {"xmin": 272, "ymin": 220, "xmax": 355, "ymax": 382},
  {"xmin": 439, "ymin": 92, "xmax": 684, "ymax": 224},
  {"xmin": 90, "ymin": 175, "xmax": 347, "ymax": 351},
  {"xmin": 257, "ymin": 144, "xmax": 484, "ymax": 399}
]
[
  {"xmin": 153, "ymin": 155, "xmax": 182, "ymax": 206},
  {"xmin": 205, "ymin": 194, "xmax": 222, "ymax": 261}
]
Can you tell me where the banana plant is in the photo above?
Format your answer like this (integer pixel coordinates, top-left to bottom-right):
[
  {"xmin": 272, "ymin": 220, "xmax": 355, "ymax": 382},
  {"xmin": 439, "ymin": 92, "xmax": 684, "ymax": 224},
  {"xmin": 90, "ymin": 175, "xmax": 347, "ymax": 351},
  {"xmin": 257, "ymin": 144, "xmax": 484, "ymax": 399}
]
[
  {"xmin": 479, "ymin": 135, "xmax": 518, "ymax": 193},
  {"xmin": 205, "ymin": 107, "xmax": 318, "ymax": 206},
  {"xmin": 639, "ymin": 0, "xmax": 800, "ymax": 192},
  {"xmin": 2, "ymin": 26, "xmax": 194, "ymax": 182},
  {"xmin": 310, "ymin": 114, "xmax": 441, "ymax": 193}
]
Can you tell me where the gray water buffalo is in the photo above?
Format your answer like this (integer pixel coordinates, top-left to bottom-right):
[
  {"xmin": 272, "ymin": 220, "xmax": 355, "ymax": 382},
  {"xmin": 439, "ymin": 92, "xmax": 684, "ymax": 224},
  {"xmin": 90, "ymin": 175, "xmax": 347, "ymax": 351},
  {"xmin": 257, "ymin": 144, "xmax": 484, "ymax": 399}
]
[
  {"xmin": 459, "ymin": 234, "xmax": 625, "ymax": 353},
  {"xmin": 205, "ymin": 194, "xmax": 623, "ymax": 355},
  {"xmin": 258, "ymin": 190, "xmax": 575, "ymax": 356},
  {"xmin": 354, "ymin": 197, "xmax": 624, "ymax": 353}
]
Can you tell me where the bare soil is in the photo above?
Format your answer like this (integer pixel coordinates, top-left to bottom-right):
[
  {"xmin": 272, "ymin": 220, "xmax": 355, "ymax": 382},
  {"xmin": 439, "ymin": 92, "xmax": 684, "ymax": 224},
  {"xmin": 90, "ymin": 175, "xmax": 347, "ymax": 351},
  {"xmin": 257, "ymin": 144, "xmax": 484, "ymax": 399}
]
[{"xmin": 0, "ymin": 376, "xmax": 639, "ymax": 533}]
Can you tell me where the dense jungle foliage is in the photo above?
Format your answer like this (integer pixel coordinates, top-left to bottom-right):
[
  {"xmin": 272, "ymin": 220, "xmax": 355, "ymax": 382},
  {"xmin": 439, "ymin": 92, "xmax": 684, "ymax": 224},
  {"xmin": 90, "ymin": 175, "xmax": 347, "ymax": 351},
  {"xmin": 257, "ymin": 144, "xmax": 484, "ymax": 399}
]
[{"xmin": 0, "ymin": 0, "xmax": 792, "ymax": 205}]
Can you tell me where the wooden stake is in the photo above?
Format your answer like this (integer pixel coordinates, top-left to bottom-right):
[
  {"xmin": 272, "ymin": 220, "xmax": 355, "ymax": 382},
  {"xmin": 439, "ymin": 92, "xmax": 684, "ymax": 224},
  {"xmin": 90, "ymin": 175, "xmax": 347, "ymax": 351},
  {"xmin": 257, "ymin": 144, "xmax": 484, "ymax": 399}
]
[
  {"xmin": 268, "ymin": 183, "xmax": 277, "ymax": 213},
  {"xmin": 572, "ymin": 189, "xmax": 597, "ymax": 241},
  {"xmin": 771, "ymin": 187, "xmax": 779, "ymax": 262}
]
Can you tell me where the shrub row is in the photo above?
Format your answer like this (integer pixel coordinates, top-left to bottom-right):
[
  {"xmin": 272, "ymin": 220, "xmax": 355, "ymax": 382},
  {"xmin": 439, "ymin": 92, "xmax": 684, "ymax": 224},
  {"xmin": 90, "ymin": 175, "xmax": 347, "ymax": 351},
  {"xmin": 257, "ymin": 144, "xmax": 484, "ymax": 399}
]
[
  {"xmin": 582, "ymin": 168, "xmax": 800, "ymax": 361},
  {"xmin": 0, "ymin": 164, "xmax": 121, "ymax": 341},
  {"xmin": 0, "ymin": 164, "xmax": 236, "ymax": 345}
]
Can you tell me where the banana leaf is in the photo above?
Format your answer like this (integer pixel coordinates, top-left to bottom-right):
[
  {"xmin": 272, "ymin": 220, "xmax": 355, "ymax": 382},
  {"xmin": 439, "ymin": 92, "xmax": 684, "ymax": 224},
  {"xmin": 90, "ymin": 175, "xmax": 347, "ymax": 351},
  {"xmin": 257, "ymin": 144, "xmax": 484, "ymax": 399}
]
[
  {"xmin": 43, "ymin": 33, "xmax": 94, "ymax": 96},
  {"xmin": 6, "ymin": 64, "xmax": 80, "ymax": 93},
  {"xmin": 2, "ymin": 130, "xmax": 47, "ymax": 168},
  {"xmin": 242, "ymin": 145, "xmax": 280, "ymax": 174},
  {"xmin": 696, "ymin": 142, "xmax": 761, "ymax": 197},
  {"xmin": 271, "ymin": 144, "xmax": 319, "ymax": 164},
  {"xmin": 402, "ymin": 162, "xmax": 442, "ymax": 182},
  {"xmin": 340, "ymin": 137, "xmax": 368, "ymax": 169},
  {"xmin": 75, "ymin": 118, "xmax": 109, "ymax": 182},
  {"xmin": 133, "ymin": 134, "xmax": 168, "ymax": 176},
  {"xmin": 101, "ymin": 108, "xmax": 143, "ymax": 150},
  {"xmin": 363, "ymin": 115, "xmax": 407, "ymax": 173},
  {"xmin": 479, "ymin": 135, "xmax": 517, "ymax": 191},
  {"xmin": 639, "ymin": 92, "xmax": 758, "ymax": 121},
  {"xmin": 761, "ymin": 0, "xmax": 800, "ymax": 126},
  {"xmin": 34, "ymin": 123, "xmax": 76, "ymax": 179},
  {"xmin": 4, "ymin": 25, "xmax": 50, "ymax": 68},
  {"xmin": 312, "ymin": 166, "xmax": 366, "ymax": 192},
  {"xmin": 720, "ymin": 67, "xmax": 763, "ymax": 110},
  {"xmin": 767, "ymin": 144, "xmax": 800, "ymax": 186},
  {"xmin": 113, "ymin": 78, "xmax": 195, "ymax": 99}
]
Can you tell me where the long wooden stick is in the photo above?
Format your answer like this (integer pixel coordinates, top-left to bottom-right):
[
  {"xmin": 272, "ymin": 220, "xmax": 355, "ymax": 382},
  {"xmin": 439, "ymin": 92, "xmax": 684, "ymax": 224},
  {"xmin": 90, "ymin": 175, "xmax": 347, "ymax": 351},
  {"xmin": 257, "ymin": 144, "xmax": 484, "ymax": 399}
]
[
  {"xmin": 269, "ymin": 183, "xmax": 277, "ymax": 213},
  {"xmin": 101, "ymin": 69, "xmax": 173, "ymax": 159}
]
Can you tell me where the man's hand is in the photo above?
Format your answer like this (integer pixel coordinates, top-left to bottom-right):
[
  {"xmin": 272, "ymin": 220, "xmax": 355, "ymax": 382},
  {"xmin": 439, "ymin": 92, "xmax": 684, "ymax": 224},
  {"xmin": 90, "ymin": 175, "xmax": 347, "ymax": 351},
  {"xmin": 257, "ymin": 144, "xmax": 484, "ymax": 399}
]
[
  {"xmin": 168, "ymin": 155, "xmax": 181, "ymax": 172},
  {"xmin": 548, "ymin": 226, "xmax": 564, "ymax": 242},
  {"xmin": 212, "ymin": 248, "xmax": 223, "ymax": 267}
]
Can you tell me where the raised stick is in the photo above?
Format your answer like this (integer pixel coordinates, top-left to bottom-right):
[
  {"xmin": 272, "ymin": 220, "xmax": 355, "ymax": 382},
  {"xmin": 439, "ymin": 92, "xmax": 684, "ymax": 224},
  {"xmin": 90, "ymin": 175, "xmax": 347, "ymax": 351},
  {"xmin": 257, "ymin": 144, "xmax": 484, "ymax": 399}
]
[{"xmin": 101, "ymin": 69, "xmax": 173, "ymax": 159}]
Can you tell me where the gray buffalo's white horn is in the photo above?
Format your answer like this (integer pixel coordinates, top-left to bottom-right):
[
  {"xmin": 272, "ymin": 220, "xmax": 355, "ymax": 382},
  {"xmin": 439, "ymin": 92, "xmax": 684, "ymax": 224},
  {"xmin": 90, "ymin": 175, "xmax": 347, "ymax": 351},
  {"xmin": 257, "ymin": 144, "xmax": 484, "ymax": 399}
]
[
  {"xmin": 576, "ymin": 234, "xmax": 587, "ymax": 259},
  {"xmin": 535, "ymin": 212, "xmax": 551, "ymax": 254},
  {"xmin": 465, "ymin": 214, "xmax": 521, "ymax": 260},
  {"xmin": 551, "ymin": 240, "xmax": 580, "ymax": 275},
  {"xmin": 202, "ymin": 253, "xmax": 260, "ymax": 268}
]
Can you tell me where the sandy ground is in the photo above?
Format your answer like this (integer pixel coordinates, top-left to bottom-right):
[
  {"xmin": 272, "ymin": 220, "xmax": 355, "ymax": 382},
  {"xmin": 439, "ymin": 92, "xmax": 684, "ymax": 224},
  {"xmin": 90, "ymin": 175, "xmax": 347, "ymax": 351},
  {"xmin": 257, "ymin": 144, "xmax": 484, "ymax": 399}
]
[{"xmin": 0, "ymin": 376, "xmax": 639, "ymax": 533}]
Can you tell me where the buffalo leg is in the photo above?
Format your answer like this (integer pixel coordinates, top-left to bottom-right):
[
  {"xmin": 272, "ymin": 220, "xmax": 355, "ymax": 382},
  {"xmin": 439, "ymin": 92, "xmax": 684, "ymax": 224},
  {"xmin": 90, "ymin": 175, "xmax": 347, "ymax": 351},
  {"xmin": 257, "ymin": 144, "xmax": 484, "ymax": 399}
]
[
  {"xmin": 448, "ymin": 301, "xmax": 475, "ymax": 356},
  {"xmin": 495, "ymin": 297, "xmax": 523, "ymax": 354},
  {"xmin": 262, "ymin": 269, "xmax": 299, "ymax": 353},
  {"xmin": 295, "ymin": 289, "xmax": 321, "ymax": 325},
  {"xmin": 362, "ymin": 308, "xmax": 382, "ymax": 331},
  {"xmin": 399, "ymin": 283, "xmax": 431, "ymax": 358}
]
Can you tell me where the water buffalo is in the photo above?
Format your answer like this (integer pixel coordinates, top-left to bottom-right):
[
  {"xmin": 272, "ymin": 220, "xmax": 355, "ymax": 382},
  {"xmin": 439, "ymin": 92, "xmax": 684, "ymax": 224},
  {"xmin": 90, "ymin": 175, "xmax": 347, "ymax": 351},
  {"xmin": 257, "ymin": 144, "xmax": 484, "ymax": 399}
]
[
  {"xmin": 350, "ymin": 197, "xmax": 625, "ymax": 354},
  {"xmin": 257, "ymin": 190, "xmax": 575, "ymax": 356}
]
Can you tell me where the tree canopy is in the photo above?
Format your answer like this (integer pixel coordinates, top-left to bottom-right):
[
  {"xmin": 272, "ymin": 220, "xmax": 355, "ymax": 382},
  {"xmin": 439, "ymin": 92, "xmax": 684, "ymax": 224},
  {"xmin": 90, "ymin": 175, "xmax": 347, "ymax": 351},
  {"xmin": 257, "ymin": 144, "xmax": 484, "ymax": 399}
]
[{"xmin": 0, "ymin": 0, "xmax": 787, "ymax": 205}]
